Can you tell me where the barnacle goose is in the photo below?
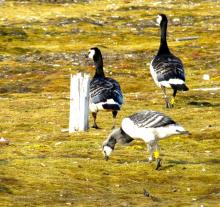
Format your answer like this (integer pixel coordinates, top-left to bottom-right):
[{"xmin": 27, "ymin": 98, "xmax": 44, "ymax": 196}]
[
  {"xmin": 87, "ymin": 47, "xmax": 123, "ymax": 129},
  {"xmin": 102, "ymin": 110, "xmax": 189, "ymax": 169},
  {"xmin": 150, "ymin": 14, "xmax": 189, "ymax": 108}
]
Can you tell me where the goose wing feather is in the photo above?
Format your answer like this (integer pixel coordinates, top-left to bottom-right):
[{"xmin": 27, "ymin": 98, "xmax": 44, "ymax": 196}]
[
  {"xmin": 90, "ymin": 77, "xmax": 123, "ymax": 105},
  {"xmin": 151, "ymin": 54, "xmax": 185, "ymax": 82},
  {"xmin": 128, "ymin": 110, "xmax": 176, "ymax": 128}
]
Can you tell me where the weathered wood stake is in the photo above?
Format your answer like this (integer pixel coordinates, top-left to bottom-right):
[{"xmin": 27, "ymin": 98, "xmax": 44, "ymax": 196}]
[{"xmin": 69, "ymin": 73, "xmax": 90, "ymax": 132}]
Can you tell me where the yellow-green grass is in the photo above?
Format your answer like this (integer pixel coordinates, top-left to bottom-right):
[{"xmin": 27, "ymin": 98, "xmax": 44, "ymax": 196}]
[{"xmin": 0, "ymin": 1, "xmax": 220, "ymax": 206}]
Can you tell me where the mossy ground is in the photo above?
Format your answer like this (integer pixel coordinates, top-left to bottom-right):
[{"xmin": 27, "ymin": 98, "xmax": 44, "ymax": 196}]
[{"xmin": 0, "ymin": 1, "xmax": 220, "ymax": 206}]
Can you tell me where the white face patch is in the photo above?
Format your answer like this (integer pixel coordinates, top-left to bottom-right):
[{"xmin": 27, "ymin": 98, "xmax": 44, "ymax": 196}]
[
  {"xmin": 156, "ymin": 15, "xmax": 162, "ymax": 25},
  {"xmin": 88, "ymin": 49, "xmax": 95, "ymax": 59},
  {"xmin": 103, "ymin": 146, "xmax": 112, "ymax": 157}
]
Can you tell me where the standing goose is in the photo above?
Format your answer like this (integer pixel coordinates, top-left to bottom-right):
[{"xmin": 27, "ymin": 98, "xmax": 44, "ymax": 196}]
[
  {"xmin": 102, "ymin": 110, "xmax": 189, "ymax": 169},
  {"xmin": 150, "ymin": 14, "xmax": 189, "ymax": 108},
  {"xmin": 87, "ymin": 47, "xmax": 123, "ymax": 129}
]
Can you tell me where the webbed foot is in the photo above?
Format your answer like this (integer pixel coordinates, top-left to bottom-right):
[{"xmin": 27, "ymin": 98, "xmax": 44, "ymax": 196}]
[
  {"xmin": 165, "ymin": 101, "xmax": 172, "ymax": 109},
  {"xmin": 92, "ymin": 124, "xmax": 100, "ymax": 129}
]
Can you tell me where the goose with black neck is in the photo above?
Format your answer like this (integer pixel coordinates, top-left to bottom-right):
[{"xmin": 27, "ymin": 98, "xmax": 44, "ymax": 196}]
[
  {"xmin": 87, "ymin": 47, "xmax": 123, "ymax": 129},
  {"xmin": 102, "ymin": 110, "xmax": 189, "ymax": 170},
  {"xmin": 150, "ymin": 14, "xmax": 189, "ymax": 108}
]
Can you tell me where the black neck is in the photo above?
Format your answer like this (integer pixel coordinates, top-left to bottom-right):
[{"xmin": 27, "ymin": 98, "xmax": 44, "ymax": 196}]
[
  {"xmin": 105, "ymin": 128, "xmax": 134, "ymax": 150},
  {"xmin": 157, "ymin": 21, "xmax": 170, "ymax": 55},
  {"xmin": 120, "ymin": 128, "xmax": 134, "ymax": 143},
  {"xmin": 106, "ymin": 134, "xmax": 117, "ymax": 150},
  {"xmin": 94, "ymin": 55, "xmax": 105, "ymax": 78}
]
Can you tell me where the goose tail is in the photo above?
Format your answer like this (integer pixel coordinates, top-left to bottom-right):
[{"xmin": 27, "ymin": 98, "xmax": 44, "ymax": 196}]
[
  {"xmin": 102, "ymin": 103, "xmax": 120, "ymax": 110},
  {"xmin": 176, "ymin": 129, "xmax": 191, "ymax": 135},
  {"xmin": 171, "ymin": 84, "xmax": 189, "ymax": 91}
]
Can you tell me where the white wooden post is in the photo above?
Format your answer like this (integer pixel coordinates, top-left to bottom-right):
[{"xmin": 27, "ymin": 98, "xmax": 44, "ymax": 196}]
[{"xmin": 69, "ymin": 73, "xmax": 90, "ymax": 132}]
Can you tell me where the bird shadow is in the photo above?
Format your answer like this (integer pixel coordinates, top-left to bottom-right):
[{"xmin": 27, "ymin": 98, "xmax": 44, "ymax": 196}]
[
  {"xmin": 166, "ymin": 158, "xmax": 220, "ymax": 166},
  {"xmin": 0, "ymin": 185, "xmax": 13, "ymax": 194},
  {"xmin": 188, "ymin": 101, "xmax": 220, "ymax": 108},
  {"xmin": 0, "ymin": 177, "xmax": 18, "ymax": 194},
  {"xmin": 115, "ymin": 158, "xmax": 220, "ymax": 171}
]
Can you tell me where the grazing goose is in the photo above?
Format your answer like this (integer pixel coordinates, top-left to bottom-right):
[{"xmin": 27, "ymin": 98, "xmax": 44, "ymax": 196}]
[
  {"xmin": 87, "ymin": 47, "xmax": 123, "ymax": 129},
  {"xmin": 102, "ymin": 110, "xmax": 189, "ymax": 169},
  {"xmin": 150, "ymin": 14, "xmax": 189, "ymax": 108}
]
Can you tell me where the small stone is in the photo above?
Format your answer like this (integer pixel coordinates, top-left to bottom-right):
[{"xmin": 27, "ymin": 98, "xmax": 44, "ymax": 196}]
[
  {"xmin": 55, "ymin": 142, "xmax": 62, "ymax": 146},
  {"xmin": 187, "ymin": 187, "xmax": 191, "ymax": 192},
  {"xmin": 0, "ymin": 137, "xmax": 9, "ymax": 145},
  {"xmin": 203, "ymin": 74, "xmax": 210, "ymax": 81},
  {"xmin": 173, "ymin": 17, "xmax": 180, "ymax": 23},
  {"xmin": 126, "ymin": 54, "xmax": 133, "ymax": 58},
  {"xmin": 143, "ymin": 188, "xmax": 150, "ymax": 197},
  {"xmin": 61, "ymin": 128, "xmax": 69, "ymax": 132},
  {"xmin": 205, "ymin": 150, "xmax": 211, "ymax": 153},
  {"xmin": 121, "ymin": 201, "xmax": 129, "ymax": 207}
]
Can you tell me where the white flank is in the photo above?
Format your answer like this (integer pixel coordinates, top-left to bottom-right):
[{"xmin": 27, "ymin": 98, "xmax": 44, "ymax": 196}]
[
  {"xmin": 89, "ymin": 99, "xmax": 119, "ymax": 112},
  {"xmin": 103, "ymin": 146, "xmax": 112, "ymax": 157},
  {"xmin": 88, "ymin": 49, "xmax": 95, "ymax": 59},
  {"xmin": 150, "ymin": 61, "xmax": 161, "ymax": 87},
  {"xmin": 106, "ymin": 99, "xmax": 117, "ymax": 104},
  {"xmin": 89, "ymin": 102, "xmax": 104, "ymax": 112},
  {"xmin": 121, "ymin": 118, "xmax": 155, "ymax": 142},
  {"xmin": 122, "ymin": 118, "xmax": 187, "ymax": 143},
  {"xmin": 159, "ymin": 80, "xmax": 171, "ymax": 88},
  {"xmin": 168, "ymin": 79, "xmax": 185, "ymax": 85},
  {"xmin": 159, "ymin": 79, "xmax": 185, "ymax": 88}
]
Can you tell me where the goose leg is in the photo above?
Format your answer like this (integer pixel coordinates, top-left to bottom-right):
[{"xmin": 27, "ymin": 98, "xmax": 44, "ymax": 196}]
[
  {"xmin": 147, "ymin": 140, "xmax": 157, "ymax": 162},
  {"xmin": 112, "ymin": 110, "xmax": 118, "ymax": 129},
  {"xmin": 92, "ymin": 112, "xmax": 99, "ymax": 129},
  {"xmin": 147, "ymin": 145, "xmax": 154, "ymax": 162},
  {"xmin": 171, "ymin": 88, "xmax": 177, "ymax": 107},
  {"xmin": 161, "ymin": 86, "xmax": 171, "ymax": 108},
  {"xmin": 154, "ymin": 143, "xmax": 162, "ymax": 170}
]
